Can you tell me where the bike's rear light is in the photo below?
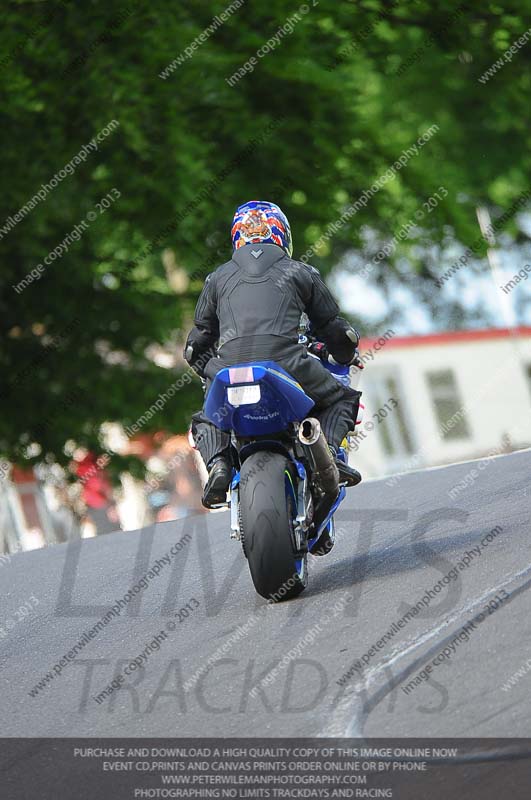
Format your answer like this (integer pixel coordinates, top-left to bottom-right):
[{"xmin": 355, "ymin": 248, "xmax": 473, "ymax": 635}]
[{"xmin": 229, "ymin": 366, "xmax": 254, "ymax": 384}]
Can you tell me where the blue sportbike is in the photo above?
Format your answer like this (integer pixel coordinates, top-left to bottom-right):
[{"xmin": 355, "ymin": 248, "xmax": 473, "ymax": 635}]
[{"xmin": 203, "ymin": 345, "xmax": 360, "ymax": 601}]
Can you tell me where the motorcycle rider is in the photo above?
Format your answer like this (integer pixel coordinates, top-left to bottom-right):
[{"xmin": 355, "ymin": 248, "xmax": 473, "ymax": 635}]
[{"xmin": 185, "ymin": 200, "xmax": 362, "ymax": 509}]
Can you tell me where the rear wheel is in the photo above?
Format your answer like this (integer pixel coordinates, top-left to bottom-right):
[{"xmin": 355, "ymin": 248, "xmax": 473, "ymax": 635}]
[{"xmin": 239, "ymin": 452, "xmax": 307, "ymax": 601}]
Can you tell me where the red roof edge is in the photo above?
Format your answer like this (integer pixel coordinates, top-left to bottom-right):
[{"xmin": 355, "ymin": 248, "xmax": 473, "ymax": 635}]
[{"xmin": 363, "ymin": 326, "xmax": 531, "ymax": 351}]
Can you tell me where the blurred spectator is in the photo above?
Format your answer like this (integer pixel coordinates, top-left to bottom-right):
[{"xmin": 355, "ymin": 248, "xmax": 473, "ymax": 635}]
[
  {"xmin": 146, "ymin": 435, "xmax": 206, "ymax": 522},
  {"xmin": 71, "ymin": 449, "xmax": 120, "ymax": 535}
]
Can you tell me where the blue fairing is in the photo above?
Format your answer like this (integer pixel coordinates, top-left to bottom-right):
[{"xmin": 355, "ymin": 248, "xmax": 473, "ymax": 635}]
[
  {"xmin": 321, "ymin": 358, "xmax": 351, "ymax": 388},
  {"xmin": 307, "ymin": 486, "xmax": 347, "ymax": 550},
  {"xmin": 204, "ymin": 361, "xmax": 315, "ymax": 436}
]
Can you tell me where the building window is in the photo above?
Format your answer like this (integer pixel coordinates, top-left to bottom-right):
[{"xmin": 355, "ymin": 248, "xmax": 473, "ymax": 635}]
[
  {"xmin": 365, "ymin": 373, "xmax": 414, "ymax": 457},
  {"xmin": 379, "ymin": 375, "xmax": 414, "ymax": 456},
  {"xmin": 426, "ymin": 369, "xmax": 470, "ymax": 440}
]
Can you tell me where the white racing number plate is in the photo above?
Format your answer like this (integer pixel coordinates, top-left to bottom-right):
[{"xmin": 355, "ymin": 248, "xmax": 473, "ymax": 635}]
[{"xmin": 227, "ymin": 384, "xmax": 261, "ymax": 406}]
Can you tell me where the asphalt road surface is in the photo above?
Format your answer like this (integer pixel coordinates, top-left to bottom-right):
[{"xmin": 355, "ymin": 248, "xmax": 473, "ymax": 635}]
[{"xmin": 1, "ymin": 449, "xmax": 530, "ymax": 737}]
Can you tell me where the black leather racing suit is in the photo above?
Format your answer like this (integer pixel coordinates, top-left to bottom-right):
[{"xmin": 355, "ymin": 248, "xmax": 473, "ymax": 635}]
[{"xmin": 185, "ymin": 243, "xmax": 361, "ymax": 466}]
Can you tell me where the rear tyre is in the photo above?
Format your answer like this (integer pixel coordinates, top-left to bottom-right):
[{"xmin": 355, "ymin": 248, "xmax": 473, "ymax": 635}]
[{"xmin": 239, "ymin": 452, "xmax": 307, "ymax": 601}]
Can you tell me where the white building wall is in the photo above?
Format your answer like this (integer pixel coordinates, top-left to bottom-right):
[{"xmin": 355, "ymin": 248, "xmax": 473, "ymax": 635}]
[{"xmin": 350, "ymin": 331, "xmax": 531, "ymax": 478}]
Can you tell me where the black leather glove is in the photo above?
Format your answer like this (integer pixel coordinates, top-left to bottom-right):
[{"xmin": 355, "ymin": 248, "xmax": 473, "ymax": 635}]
[
  {"xmin": 345, "ymin": 327, "xmax": 360, "ymax": 348},
  {"xmin": 184, "ymin": 342, "xmax": 207, "ymax": 378},
  {"xmin": 330, "ymin": 347, "xmax": 364, "ymax": 368}
]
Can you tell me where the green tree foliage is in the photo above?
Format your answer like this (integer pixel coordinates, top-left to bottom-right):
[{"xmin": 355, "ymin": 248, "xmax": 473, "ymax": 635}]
[{"xmin": 1, "ymin": 0, "xmax": 529, "ymax": 467}]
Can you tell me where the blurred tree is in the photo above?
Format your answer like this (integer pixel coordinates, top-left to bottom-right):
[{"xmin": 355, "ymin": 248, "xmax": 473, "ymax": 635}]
[{"xmin": 0, "ymin": 0, "xmax": 530, "ymax": 467}]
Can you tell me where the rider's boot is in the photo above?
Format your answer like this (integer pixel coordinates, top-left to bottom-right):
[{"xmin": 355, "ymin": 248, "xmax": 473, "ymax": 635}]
[
  {"xmin": 202, "ymin": 454, "xmax": 232, "ymax": 509},
  {"xmin": 330, "ymin": 447, "xmax": 362, "ymax": 487}
]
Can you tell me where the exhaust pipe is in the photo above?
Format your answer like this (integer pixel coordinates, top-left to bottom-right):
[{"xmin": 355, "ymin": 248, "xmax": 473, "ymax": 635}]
[{"xmin": 298, "ymin": 418, "xmax": 339, "ymax": 496}]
